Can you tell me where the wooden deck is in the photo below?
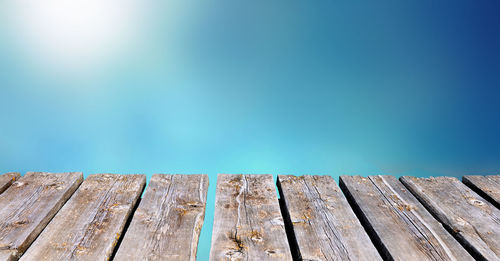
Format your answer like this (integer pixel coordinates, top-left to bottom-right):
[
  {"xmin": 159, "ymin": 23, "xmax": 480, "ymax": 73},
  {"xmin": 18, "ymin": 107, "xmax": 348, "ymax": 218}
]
[{"xmin": 0, "ymin": 172, "xmax": 499, "ymax": 260}]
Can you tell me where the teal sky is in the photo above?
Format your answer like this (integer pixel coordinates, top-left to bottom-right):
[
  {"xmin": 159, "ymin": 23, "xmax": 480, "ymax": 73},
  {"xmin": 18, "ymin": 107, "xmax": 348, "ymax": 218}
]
[{"xmin": 1, "ymin": 0, "xmax": 499, "ymax": 259}]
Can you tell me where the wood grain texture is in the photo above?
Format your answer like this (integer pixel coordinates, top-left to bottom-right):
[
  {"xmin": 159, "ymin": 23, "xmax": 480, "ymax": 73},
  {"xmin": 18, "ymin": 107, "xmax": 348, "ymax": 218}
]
[
  {"xmin": 340, "ymin": 175, "xmax": 473, "ymax": 261},
  {"xmin": 0, "ymin": 172, "xmax": 83, "ymax": 261},
  {"xmin": 0, "ymin": 173, "xmax": 20, "ymax": 194},
  {"xmin": 463, "ymin": 175, "xmax": 500, "ymax": 209},
  {"xmin": 401, "ymin": 176, "xmax": 500, "ymax": 260},
  {"xmin": 277, "ymin": 175, "xmax": 382, "ymax": 261},
  {"xmin": 210, "ymin": 174, "xmax": 292, "ymax": 261},
  {"xmin": 114, "ymin": 174, "xmax": 208, "ymax": 261},
  {"xmin": 20, "ymin": 174, "xmax": 145, "ymax": 261}
]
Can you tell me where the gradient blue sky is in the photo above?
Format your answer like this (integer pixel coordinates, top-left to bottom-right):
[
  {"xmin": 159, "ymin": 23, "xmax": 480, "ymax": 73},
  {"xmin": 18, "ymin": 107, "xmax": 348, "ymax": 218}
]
[{"xmin": 1, "ymin": 0, "xmax": 499, "ymax": 258}]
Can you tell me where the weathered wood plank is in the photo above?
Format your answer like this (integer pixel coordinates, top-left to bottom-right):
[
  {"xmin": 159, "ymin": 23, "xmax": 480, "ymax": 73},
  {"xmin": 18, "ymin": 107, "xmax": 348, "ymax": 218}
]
[
  {"xmin": 20, "ymin": 174, "xmax": 145, "ymax": 261},
  {"xmin": 0, "ymin": 173, "xmax": 20, "ymax": 194},
  {"xmin": 340, "ymin": 175, "xmax": 473, "ymax": 261},
  {"xmin": 114, "ymin": 174, "xmax": 209, "ymax": 261},
  {"xmin": 463, "ymin": 175, "xmax": 500, "ymax": 209},
  {"xmin": 277, "ymin": 175, "xmax": 382, "ymax": 261},
  {"xmin": 401, "ymin": 176, "xmax": 500, "ymax": 260},
  {"xmin": 0, "ymin": 172, "xmax": 83, "ymax": 261},
  {"xmin": 210, "ymin": 174, "xmax": 292, "ymax": 261}
]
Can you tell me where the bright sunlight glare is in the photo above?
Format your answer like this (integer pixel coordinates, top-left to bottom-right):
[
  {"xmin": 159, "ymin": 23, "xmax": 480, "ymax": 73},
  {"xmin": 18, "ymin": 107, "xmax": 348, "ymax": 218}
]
[{"xmin": 4, "ymin": 0, "xmax": 144, "ymax": 75}]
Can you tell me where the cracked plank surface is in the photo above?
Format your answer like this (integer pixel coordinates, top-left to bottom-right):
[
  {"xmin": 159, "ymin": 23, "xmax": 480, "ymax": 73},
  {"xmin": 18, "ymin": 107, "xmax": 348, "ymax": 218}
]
[
  {"xmin": 0, "ymin": 172, "xmax": 83, "ymax": 261},
  {"xmin": 0, "ymin": 173, "xmax": 20, "ymax": 194},
  {"xmin": 114, "ymin": 174, "xmax": 208, "ymax": 261},
  {"xmin": 278, "ymin": 175, "xmax": 382, "ymax": 261},
  {"xmin": 20, "ymin": 174, "xmax": 145, "ymax": 261},
  {"xmin": 340, "ymin": 175, "xmax": 473, "ymax": 261},
  {"xmin": 210, "ymin": 174, "xmax": 292, "ymax": 261},
  {"xmin": 463, "ymin": 175, "xmax": 500, "ymax": 209},
  {"xmin": 401, "ymin": 176, "xmax": 500, "ymax": 260}
]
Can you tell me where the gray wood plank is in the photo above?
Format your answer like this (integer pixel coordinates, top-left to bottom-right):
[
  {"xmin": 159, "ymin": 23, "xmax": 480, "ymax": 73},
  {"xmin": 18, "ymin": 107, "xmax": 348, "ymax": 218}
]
[
  {"xmin": 0, "ymin": 172, "xmax": 83, "ymax": 261},
  {"xmin": 340, "ymin": 175, "xmax": 473, "ymax": 261},
  {"xmin": 114, "ymin": 174, "xmax": 209, "ymax": 261},
  {"xmin": 463, "ymin": 175, "xmax": 500, "ymax": 209},
  {"xmin": 210, "ymin": 174, "xmax": 292, "ymax": 261},
  {"xmin": 277, "ymin": 175, "xmax": 382, "ymax": 261},
  {"xmin": 20, "ymin": 174, "xmax": 146, "ymax": 261},
  {"xmin": 401, "ymin": 176, "xmax": 500, "ymax": 260},
  {"xmin": 0, "ymin": 173, "xmax": 20, "ymax": 194}
]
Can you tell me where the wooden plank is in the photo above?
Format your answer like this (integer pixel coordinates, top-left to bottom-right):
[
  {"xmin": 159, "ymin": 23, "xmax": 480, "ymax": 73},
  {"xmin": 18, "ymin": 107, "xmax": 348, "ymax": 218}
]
[
  {"xmin": 277, "ymin": 175, "xmax": 382, "ymax": 260},
  {"xmin": 400, "ymin": 176, "xmax": 500, "ymax": 260},
  {"xmin": 0, "ymin": 172, "xmax": 83, "ymax": 261},
  {"xmin": 340, "ymin": 175, "xmax": 473, "ymax": 261},
  {"xmin": 210, "ymin": 174, "xmax": 292, "ymax": 260},
  {"xmin": 463, "ymin": 175, "xmax": 500, "ymax": 209},
  {"xmin": 0, "ymin": 173, "xmax": 20, "ymax": 194},
  {"xmin": 114, "ymin": 174, "xmax": 209, "ymax": 261},
  {"xmin": 20, "ymin": 174, "xmax": 145, "ymax": 261}
]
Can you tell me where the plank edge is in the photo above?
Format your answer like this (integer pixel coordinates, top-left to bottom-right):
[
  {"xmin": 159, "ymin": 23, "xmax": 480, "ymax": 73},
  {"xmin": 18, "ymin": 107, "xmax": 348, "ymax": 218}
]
[
  {"xmin": 276, "ymin": 175, "xmax": 301, "ymax": 261},
  {"xmin": 462, "ymin": 175, "xmax": 500, "ymax": 209},
  {"xmin": 338, "ymin": 176, "xmax": 392, "ymax": 261}
]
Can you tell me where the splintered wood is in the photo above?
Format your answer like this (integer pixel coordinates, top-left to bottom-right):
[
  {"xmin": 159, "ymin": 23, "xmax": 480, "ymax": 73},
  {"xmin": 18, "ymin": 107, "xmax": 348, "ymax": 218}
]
[
  {"xmin": 0, "ymin": 172, "xmax": 20, "ymax": 194},
  {"xmin": 401, "ymin": 176, "xmax": 500, "ymax": 260},
  {"xmin": 20, "ymin": 174, "xmax": 145, "ymax": 261},
  {"xmin": 0, "ymin": 172, "xmax": 83, "ymax": 261},
  {"xmin": 114, "ymin": 174, "xmax": 208, "ymax": 261},
  {"xmin": 210, "ymin": 174, "xmax": 292, "ymax": 261},
  {"xmin": 340, "ymin": 175, "xmax": 473, "ymax": 261},
  {"xmin": 277, "ymin": 175, "xmax": 381, "ymax": 261}
]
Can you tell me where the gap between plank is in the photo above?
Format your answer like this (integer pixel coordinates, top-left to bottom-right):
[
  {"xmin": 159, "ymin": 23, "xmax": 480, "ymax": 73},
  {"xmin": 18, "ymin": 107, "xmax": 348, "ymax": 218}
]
[
  {"xmin": 462, "ymin": 177, "xmax": 500, "ymax": 209},
  {"xmin": 337, "ymin": 177, "xmax": 394, "ymax": 261},
  {"xmin": 15, "ymin": 173, "xmax": 84, "ymax": 261},
  {"xmin": 398, "ymin": 177, "xmax": 486, "ymax": 261},
  {"xmin": 276, "ymin": 177, "xmax": 301, "ymax": 261},
  {"xmin": 108, "ymin": 196, "xmax": 143, "ymax": 261}
]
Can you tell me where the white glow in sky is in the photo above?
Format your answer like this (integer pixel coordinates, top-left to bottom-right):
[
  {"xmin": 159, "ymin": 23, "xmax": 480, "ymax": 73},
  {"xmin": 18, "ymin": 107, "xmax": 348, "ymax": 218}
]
[{"xmin": 4, "ymin": 0, "xmax": 145, "ymax": 75}]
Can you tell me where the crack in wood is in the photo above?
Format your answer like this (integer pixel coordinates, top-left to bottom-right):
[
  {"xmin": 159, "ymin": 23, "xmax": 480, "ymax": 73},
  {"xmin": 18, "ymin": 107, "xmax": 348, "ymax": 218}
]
[
  {"xmin": 65, "ymin": 179, "xmax": 120, "ymax": 258},
  {"xmin": 340, "ymin": 175, "xmax": 473, "ymax": 261},
  {"xmin": 369, "ymin": 177, "xmax": 455, "ymax": 261},
  {"xmin": 401, "ymin": 176, "xmax": 500, "ymax": 260},
  {"xmin": 279, "ymin": 175, "xmax": 381, "ymax": 261},
  {"xmin": 302, "ymin": 177, "xmax": 351, "ymax": 260},
  {"xmin": 113, "ymin": 174, "xmax": 208, "ymax": 261},
  {"xmin": 19, "ymin": 174, "xmax": 145, "ymax": 261},
  {"xmin": 210, "ymin": 174, "xmax": 292, "ymax": 260}
]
